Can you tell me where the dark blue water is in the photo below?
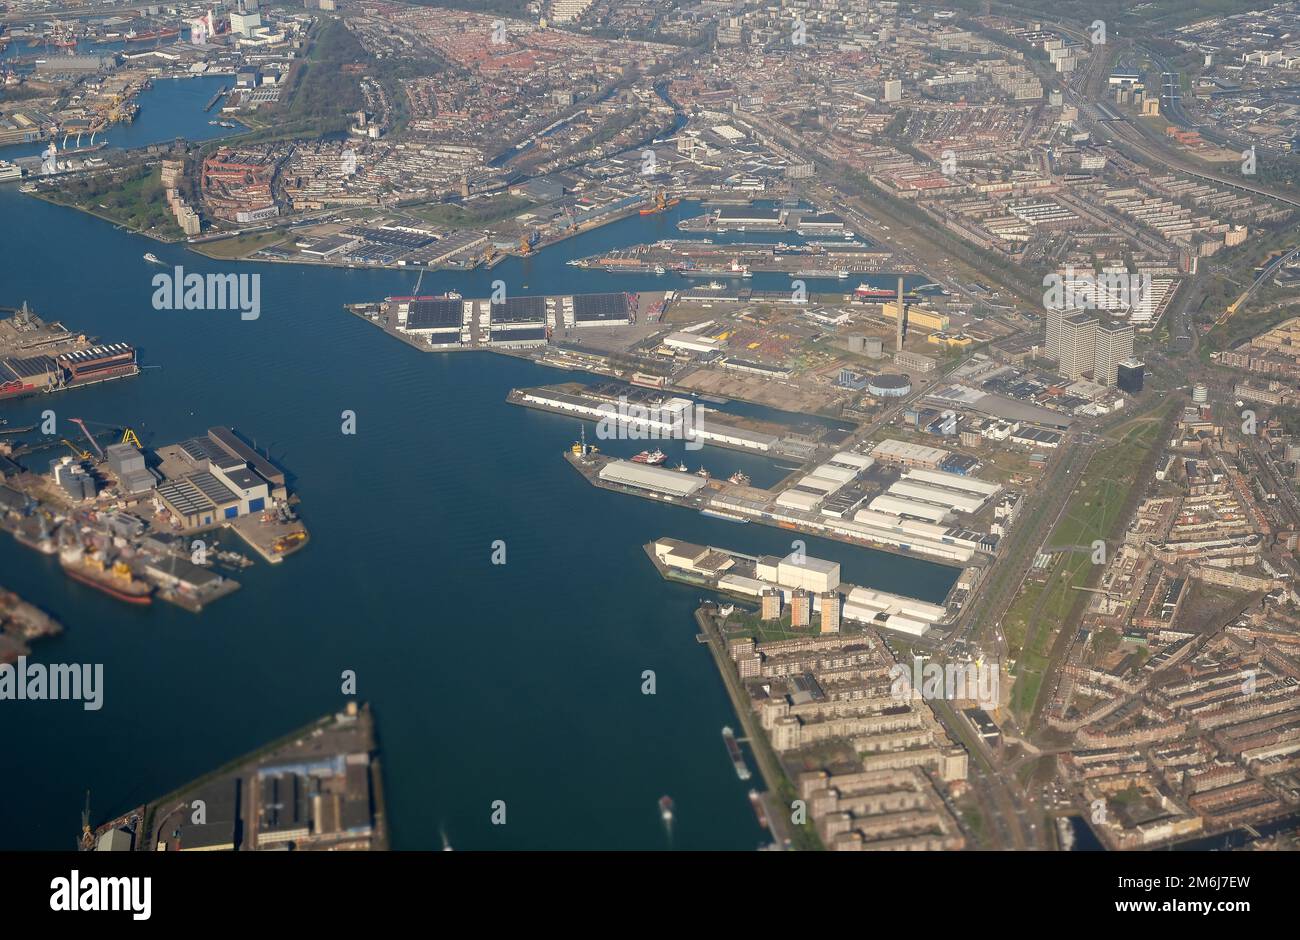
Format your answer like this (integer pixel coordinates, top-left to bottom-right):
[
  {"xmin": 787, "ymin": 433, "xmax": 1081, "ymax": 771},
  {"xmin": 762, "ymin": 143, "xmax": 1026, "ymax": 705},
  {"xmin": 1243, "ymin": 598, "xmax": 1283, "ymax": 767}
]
[
  {"xmin": 0, "ymin": 126, "xmax": 956, "ymax": 851},
  {"xmin": 0, "ymin": 76, "xmax": 235, "ymax": 159}
]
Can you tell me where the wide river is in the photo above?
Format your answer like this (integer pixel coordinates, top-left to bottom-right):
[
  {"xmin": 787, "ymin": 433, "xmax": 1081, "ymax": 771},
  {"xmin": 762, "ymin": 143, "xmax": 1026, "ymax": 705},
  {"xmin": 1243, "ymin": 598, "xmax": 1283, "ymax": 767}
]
[{"xmin": 0, "ymin": 99, "xmax": 957, "ymax": 848}]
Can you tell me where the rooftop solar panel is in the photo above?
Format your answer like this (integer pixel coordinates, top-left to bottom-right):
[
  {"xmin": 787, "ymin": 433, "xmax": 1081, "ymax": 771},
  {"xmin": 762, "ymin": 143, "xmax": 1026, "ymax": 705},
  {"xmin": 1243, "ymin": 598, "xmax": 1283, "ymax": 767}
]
[
  {"xmin": 490, "ymin": 295, "xmax": 547, "ymax": 322},
  {"xmin": 407, "ymin": 300, "xmax": 462, "ymax": 329}
]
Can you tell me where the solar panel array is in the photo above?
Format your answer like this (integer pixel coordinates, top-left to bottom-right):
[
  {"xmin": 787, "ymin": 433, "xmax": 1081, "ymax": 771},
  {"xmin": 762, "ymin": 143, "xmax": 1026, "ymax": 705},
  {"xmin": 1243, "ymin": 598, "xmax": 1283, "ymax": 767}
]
[
  {"xmin": 572, "ymin": 293, "xmax": 630, "ymax": 322},
  {"xmin": 407, "ymin": 299, "xmax": 462, "ymax": 329},
  {"xmin": 1, "ymin": 355, "xmax": 58, "ymax": 380},
  {"xmin": 490, "ymin": 295, "xmax": 548, "ymax": 323}
]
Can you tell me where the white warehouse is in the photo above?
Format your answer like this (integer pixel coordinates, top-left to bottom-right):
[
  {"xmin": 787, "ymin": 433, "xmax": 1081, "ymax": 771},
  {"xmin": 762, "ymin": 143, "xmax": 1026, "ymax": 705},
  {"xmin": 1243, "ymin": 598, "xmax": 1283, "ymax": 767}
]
[
  {"xmin": 600, "ymin": 460, "xmax": 708, "ymax": 498},
  {"xmin": 869, "ymin": 493, "xmax": 952, "ymax": 523}
]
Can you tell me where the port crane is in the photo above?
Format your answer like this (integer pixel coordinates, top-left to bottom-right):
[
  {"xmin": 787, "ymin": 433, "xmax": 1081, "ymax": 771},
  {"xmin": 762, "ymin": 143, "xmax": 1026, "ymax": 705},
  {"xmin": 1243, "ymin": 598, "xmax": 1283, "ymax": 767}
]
[
  {"xmin": 61, "ymin": 440, "xmax": 91, "ymax": 461},
  {"xmin": 68, "ymin": 418, "xmax": 104, "ymax": 460},
  {"xmin": 67, "ymin": 419, "xmax": 143, "ymax": 455}
]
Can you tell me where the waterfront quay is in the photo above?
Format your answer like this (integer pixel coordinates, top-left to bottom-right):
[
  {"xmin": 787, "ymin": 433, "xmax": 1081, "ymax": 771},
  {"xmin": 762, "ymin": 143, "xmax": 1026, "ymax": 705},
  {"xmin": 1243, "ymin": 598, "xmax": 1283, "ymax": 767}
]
[
  {"xmin": 572, "ymin": 238, "xmax": 911, "ymax": 278},
  {"xmin": 0, "ymin": 423, "xmax": 307, "ymax": 612},
  {"xmin": 645, "ymin": 537, "xmax": 953, "ymax": 638},
  {"xmin": 564, "ymin": 442, "xmax": 986, "ymax": 598},
  {"xmin": 0, "ymin": 303, "xmax": 139, "ymax": 402},
  {"xmin": 84, "ymin": 702, "xmax": 387, "ymax": 852},
  {"xmin": 509, "ymin": 382, "xmax": 796, "ymax": 457},
  {"xmin": 346, "ymin": 289, "xmax": 671, "ymax": 356}
]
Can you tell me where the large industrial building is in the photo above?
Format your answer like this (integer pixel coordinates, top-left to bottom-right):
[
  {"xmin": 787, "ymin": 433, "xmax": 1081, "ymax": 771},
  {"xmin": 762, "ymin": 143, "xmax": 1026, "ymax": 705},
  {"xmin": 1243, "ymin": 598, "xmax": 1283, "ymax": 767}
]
[
  {"xmin": 106, "ymin": 443, "xmax": 157, "ymax": 495},
  {"xmin": 652, "ymin": 538, "xmax": 949, "ymax": 636},
  {"xmin": 871, "ymin": 439, "xmax": 950, "ymax": 469},
  {"xmin": 599, "ymin": 460, "xmax": 708, "ymax": 498},
  {"xmin": 152, "ymin": 427, "xmax": 284, "ymax": 530}
]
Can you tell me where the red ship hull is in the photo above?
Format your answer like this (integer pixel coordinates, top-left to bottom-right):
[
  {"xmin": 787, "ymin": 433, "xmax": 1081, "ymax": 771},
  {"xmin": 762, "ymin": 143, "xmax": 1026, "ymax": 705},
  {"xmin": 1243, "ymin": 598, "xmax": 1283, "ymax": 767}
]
[{"xmin": 63, "ymin": 566, "xmax": 153, "ymax": 605}]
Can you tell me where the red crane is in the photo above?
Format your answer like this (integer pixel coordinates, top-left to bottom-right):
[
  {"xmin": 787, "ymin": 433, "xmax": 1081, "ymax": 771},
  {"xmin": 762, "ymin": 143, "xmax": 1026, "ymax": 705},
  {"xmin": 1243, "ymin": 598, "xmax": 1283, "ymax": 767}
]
[{"xmin": 69, "ymin": 418, "xmax": 105, "ymax": 460}]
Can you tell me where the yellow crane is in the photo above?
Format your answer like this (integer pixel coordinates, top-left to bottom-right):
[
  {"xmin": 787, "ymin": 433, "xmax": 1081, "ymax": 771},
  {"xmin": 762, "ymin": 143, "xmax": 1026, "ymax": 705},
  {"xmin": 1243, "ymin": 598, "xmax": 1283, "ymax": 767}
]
[{"xmin": 61, "ymin": 440, "xmax": 91, "ymax": 461}]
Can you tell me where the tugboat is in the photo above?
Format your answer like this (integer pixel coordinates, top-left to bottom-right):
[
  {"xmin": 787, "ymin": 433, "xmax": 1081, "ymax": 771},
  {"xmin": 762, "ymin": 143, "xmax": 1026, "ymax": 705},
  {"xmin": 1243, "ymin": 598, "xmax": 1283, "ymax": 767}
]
[
  {"xmin": 676, "ymin": 462, "xmax": 689, "ymax": 472},
  {"xmin": 727, "ymin": 470, "xmax": 751, "ymax": 486},
  {"xmin": 695, "ymin": 467, "xmax": 710, "ymax": 479},
  {"xmin": 631, "ymin": 448, "xmax": 667, "ymax": 465}
]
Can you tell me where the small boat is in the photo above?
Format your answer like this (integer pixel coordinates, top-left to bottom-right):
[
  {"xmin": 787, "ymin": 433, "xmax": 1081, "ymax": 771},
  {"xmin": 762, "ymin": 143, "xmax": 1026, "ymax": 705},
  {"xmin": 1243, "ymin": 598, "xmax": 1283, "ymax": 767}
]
[
  {"xmin": 631, "ymin": 449, "xmax": 667, "ymax": 465},
  {"xmin": 748, "ymin": 790, "xmax": 769, "ymax": 829},
  {"xmin": 727, "ymin": 471, "xmax": 751, "ymax": 486},
  {"xmin": 143, "ymin": 253, "xmax": 163, "ymax": 265},
  {"xmin": 659, "ymin": 795, "xmax": 674, "ymax": 825},
  {"xmin": 696, "ymin": 467, "xmax": 710, "ymax": 478},
  {"xmin": 676, "ymin": 462, "xmax": 688, "ymax": 472}
]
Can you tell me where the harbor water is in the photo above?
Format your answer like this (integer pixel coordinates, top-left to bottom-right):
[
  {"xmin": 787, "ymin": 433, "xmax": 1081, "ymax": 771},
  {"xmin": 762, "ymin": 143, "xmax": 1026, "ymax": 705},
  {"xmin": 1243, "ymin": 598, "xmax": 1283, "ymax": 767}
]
[{"xmin": 0, "ymin": 105, "xmax": 956, "ymax": 849}]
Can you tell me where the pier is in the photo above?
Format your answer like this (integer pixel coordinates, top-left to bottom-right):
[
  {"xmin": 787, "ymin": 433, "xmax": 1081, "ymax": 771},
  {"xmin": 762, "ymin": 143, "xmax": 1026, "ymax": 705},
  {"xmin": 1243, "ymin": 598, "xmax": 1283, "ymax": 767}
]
[{"xmin": 204, "ymin": 86, "xmax": 228, "ymax": 112}]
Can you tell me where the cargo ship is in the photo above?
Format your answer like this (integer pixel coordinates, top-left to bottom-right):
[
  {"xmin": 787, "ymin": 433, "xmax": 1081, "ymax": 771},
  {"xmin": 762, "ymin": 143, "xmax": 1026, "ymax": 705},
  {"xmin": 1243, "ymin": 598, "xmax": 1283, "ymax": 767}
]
[
  {"xmin": 60, "ymin": 547, "xmax": 153, "ymax": 605},
  {"xmin": 639, "ymin": 191, "xmax": 680, "ymax": 215},
  {"xmin": 853, "ymin": 284, "xmax": 900, "ymax": 299},
  {"xmin": 722, "ymin": 726, "xmax": 751, "ymax": 780},
  {"xmin": 124, "ymin": 27, "xmax": 180, "ymax": 43}
]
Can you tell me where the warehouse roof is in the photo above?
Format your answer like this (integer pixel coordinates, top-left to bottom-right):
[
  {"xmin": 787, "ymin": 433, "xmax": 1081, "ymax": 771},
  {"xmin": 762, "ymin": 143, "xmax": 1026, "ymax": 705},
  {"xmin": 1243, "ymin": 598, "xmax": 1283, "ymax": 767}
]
[{"xmin": 599, "ymin": 459, "xmax": 707, "ymax": 498}]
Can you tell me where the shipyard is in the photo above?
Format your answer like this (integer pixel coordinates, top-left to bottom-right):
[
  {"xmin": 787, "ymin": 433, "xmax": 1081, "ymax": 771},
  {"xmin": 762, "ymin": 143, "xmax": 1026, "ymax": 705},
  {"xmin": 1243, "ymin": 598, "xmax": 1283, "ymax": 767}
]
[
  {"xmin": 0, "ymin": 417, "xmax": 308, "ymax": 613},
  {"xmin": 0, "ymin": 303, "xmax": 139, "ymax": 401}
]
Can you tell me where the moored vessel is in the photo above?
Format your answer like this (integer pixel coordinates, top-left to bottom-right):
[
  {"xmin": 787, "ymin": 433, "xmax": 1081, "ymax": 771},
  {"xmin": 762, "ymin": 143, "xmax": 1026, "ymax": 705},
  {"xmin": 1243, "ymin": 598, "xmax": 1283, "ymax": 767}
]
[
  {"xmin": 723, "ymin": 726, "xmax": 751, "ymax": 780},
  {"xmin": 59, "ymin": 547, "xmax": 153, "ymax": 605},
  {"xmin": 631, "ymin": 449, "xmax": 667, "ymax": 466}
]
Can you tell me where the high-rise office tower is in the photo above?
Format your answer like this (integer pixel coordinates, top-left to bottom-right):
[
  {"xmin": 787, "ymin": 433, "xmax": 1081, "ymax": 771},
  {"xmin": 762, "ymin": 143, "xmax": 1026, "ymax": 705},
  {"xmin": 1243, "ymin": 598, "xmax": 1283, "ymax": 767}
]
[
  {"xmin": 1059, "ymin": 313, "xmax": 1098, "ymax": 380},
  {"xmin": 1094, "ymin": 320, "xmax": 1135, "ymax": 386}
]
